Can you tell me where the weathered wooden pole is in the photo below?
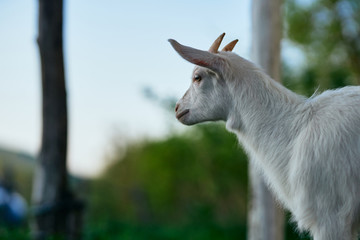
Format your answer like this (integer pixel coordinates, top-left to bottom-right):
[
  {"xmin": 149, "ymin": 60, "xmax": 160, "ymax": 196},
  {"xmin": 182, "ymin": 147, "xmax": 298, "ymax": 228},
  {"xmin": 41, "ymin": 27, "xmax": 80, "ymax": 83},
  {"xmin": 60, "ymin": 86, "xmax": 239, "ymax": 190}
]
[
  {"xmin": 32, "ymin": 0, "xmax": 83, "ymax": 239},
  {"xmin": 248, "ymin": 0, "xmax": 285, "ymax": 240}
]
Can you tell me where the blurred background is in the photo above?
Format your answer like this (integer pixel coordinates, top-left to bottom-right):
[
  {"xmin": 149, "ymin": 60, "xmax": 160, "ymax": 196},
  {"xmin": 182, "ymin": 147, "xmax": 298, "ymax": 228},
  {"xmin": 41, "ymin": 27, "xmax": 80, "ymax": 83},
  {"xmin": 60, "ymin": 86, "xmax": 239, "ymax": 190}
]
[{"xmin": 0, "ymin": 0, "xmax": 359, "ymax": 239}]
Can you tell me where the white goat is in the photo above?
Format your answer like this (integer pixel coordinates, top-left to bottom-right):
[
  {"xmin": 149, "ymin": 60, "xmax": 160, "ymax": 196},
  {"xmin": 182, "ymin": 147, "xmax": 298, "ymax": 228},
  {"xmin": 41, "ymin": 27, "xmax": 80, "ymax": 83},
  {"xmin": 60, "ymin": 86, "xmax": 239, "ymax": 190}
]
[{"xmin": 169, "ymin": 33, "xmax": 360, "ymax": 240}]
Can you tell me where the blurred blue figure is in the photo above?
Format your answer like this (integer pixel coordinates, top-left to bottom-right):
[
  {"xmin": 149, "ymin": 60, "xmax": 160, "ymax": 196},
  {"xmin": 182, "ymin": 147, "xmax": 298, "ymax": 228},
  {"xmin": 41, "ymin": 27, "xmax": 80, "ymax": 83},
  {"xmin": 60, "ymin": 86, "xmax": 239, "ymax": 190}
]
[{"xmin": 0, "ymin": 166, "xmax": 27, "ymax": 226}]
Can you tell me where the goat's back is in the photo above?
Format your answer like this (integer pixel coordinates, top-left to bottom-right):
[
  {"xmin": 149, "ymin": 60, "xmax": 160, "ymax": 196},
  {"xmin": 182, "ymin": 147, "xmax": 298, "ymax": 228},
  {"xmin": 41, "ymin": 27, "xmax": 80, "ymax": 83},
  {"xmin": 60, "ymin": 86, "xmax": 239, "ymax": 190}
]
[{"xmin": 289, "ymin": 86, "xmax": 360, "ymax": 232}]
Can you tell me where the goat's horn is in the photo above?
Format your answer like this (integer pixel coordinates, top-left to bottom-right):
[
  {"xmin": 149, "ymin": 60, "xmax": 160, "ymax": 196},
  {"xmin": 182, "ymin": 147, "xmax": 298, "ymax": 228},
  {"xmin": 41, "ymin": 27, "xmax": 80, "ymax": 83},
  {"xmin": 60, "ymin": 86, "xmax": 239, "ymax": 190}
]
[
  {"xmin": 209, "ymin": 33, "xmax": 225, "ymax": 53},
  {"xmin": 222, "ymin": 39, "xmax": 239, "ymax": 52}
]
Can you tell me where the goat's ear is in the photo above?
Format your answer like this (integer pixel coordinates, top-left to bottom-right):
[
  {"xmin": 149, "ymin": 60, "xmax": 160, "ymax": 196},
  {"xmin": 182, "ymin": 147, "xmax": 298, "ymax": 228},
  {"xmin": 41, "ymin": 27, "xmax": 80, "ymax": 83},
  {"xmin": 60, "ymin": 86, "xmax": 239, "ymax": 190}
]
[{"xmin": 168, "ymin": 39, "xmax": 224, "ymax": 73}]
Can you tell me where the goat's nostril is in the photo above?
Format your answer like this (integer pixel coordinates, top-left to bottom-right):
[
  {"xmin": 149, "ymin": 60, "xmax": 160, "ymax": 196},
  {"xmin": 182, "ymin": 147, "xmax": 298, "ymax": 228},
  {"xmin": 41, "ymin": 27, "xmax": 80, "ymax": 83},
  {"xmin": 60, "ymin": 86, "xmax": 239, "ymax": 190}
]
[{"xmin": 175, "ymin": 103, "xmax": 179, "ymax": 112}]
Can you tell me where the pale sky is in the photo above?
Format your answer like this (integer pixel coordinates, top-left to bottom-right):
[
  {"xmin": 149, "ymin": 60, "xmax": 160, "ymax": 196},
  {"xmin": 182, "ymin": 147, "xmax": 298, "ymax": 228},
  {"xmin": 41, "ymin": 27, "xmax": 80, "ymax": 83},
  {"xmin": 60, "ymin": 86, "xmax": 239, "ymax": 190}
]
[{"xmin": 0, "ymin": 0, "xmax": 258, "ymax": 177}]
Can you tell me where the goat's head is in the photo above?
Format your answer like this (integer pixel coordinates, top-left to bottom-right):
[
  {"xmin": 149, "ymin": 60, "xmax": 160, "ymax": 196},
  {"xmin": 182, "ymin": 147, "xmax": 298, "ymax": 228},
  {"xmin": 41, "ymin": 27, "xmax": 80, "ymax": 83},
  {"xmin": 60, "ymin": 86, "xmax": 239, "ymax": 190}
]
[{"xmin": 169, "ymin": 33, "xmax": 238, "ymax": 125}]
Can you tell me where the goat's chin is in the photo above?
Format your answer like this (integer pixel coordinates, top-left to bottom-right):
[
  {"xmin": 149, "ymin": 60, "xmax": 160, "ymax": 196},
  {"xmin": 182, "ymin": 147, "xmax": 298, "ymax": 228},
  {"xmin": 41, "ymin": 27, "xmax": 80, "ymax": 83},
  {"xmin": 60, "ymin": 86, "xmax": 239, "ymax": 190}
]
[
  {"xmin": 177, "ymin": 117, "xmax": 197, "ymax": 126},
  {"xmin": 177, "ymin": 112, "xmax": 199, "ymax": 126},
  {"xmin": 178, "ymin": 116, "xmax": 215, "ymax": 126},
  {"xmin": 180, "ymin": 121, "xmax": 196, "ymax": 126},
  {"xmin": 176, "ymin": 110, "xmax": 221, "ymax": 126}
]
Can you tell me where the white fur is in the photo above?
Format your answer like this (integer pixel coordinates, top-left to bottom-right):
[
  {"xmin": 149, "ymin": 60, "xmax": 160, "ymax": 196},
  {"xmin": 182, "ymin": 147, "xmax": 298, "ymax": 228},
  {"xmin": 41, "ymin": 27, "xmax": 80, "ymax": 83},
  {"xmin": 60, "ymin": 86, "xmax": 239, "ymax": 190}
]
[{"xmin": 170, "ymin": 39, "xmax": 360, "ymax": 240}]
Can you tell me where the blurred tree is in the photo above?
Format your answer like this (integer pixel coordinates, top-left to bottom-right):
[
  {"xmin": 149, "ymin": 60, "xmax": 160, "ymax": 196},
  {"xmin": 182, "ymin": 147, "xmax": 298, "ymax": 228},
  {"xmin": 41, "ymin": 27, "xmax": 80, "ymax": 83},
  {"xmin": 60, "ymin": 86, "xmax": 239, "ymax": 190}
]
[
  {"xmin": 249, "ymin": 0, "xmax": 284, "ymax": 240},
  {"xmin": 32, "ymin": 0, "xmax": 83, "ymax": 239},
  {"xmin": 285, "ymin": 0, "xmax": 360, "ymax": 88}
]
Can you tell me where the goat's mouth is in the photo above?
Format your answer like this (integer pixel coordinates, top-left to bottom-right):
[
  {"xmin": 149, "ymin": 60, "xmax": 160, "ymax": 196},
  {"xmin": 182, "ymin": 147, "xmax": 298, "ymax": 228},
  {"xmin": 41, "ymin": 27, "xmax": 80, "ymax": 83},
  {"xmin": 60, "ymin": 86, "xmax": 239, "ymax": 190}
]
[{"xmin": 176, "ymin": 109, "xmax": 190, "ymax": 120}]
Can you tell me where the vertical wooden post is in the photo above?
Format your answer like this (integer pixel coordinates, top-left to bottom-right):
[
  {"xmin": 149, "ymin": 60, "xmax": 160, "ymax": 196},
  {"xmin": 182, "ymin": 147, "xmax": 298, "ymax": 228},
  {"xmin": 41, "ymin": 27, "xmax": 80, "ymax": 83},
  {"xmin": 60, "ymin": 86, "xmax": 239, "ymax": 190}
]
[
  {"xmin": 32, "ymin": 1, "xmax": 83, "ymax": 239},
  {"xmin": 248, "ymin": 0, "xmax": 284, "ymax": 240}
]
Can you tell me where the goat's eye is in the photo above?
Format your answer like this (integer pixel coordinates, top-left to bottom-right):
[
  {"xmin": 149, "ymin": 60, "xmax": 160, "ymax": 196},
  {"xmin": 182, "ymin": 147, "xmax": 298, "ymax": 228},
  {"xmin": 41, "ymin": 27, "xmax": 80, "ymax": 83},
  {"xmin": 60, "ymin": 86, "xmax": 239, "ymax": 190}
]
[{"xmin": 193, "ymin": 74, "xmax": 202, "ymax": 82}]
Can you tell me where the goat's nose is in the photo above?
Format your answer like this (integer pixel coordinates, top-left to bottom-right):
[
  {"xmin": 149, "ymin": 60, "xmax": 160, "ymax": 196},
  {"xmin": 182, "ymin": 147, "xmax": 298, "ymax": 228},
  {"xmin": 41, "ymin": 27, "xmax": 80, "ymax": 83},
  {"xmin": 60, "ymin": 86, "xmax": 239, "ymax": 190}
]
[{"xmin": 175, "ymin": 103, "xmax": 180, "ymax": 112}]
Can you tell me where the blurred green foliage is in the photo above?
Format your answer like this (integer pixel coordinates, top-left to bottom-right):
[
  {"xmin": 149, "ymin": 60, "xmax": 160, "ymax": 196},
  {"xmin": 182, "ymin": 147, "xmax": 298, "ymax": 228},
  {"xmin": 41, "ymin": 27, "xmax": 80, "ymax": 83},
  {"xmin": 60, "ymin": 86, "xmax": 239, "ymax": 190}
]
[
  {"xmin": 87, "ymin": 124, "xmax": 249, "ymax": 239},
  {"xmin": 284, "ymin": 0, "xmax": 360, "ymax": 93},
  {"xmin": 0, "ymin": 227, "xmax": 30, "ymax": 240}
]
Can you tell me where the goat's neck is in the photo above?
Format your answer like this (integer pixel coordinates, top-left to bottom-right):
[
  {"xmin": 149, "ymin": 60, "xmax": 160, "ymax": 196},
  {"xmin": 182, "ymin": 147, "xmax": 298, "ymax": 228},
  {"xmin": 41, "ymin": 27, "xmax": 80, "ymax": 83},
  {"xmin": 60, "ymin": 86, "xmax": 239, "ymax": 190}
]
[
  {"xmin": 226, "ymin": 70, "xmax": 306, "ymax": 169},
  {"xmin": 225, "ymin": 71, "xmax": 307, "ymax": 205}
]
